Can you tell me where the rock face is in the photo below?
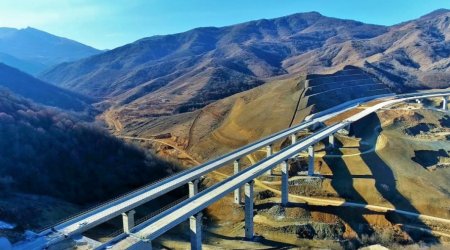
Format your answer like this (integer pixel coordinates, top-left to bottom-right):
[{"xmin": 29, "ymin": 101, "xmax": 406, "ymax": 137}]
[{"xmin": 0, "ymin": 27, "xmax": 100, "ymax": 75}]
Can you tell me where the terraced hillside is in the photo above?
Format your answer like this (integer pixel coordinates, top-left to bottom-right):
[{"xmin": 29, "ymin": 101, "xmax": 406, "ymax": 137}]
[
  {"xmin": 305, "ymin": 67, "xmax": 392, "ymax": 112},
  {"xmin": 108, "ymin": 66, "xmax": 392, "ymax": 165}
]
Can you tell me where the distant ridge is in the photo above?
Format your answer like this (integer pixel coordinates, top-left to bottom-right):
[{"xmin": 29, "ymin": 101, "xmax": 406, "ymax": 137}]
[
  {"xmin": 0, "ymin": 63, "xmax": 91, "ymax": 111},
  {"xmin": 0, "ymin": 27, "xmax": 100, "ymax": 75},
  {"xmin": 40, "ymin": 11, "xmax": 388, "ymax": 115},
  {"xmin": 419, "ymin": 8, "xmax": 450, "ymax": 19},
  {"xmin": 41, "ymin": 9, "xmax": 450, "ymax": 119}
]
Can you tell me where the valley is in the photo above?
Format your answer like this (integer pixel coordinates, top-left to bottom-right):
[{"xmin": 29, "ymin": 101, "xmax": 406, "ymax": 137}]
[
  {"xmin": 105, "ymin": 66, "xmax": 391, "ymax": 166},
  {"xmin": 0, "ymin": 6, "xmax": 449, "ymax": 250}
]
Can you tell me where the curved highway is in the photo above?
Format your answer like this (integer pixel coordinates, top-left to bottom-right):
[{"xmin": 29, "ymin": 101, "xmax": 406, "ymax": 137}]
[
  {"xmin": 14, "ymin": 90, "xmax": 450, "ymax": 250},
  {"xmin": 100, "ymin": 90, "xmax": 450, "ymax": 249}
]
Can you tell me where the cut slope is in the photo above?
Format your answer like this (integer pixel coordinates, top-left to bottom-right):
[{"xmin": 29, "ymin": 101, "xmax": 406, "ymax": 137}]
[{"xmin": 305, "ymin": 66, "xmax": 392, "ymax": 112}]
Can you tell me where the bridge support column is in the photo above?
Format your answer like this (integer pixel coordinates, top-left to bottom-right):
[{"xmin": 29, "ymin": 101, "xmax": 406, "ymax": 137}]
[
  {"xmin": 281, "ymin": 160, "xmax": 289, "ymax": 206},
  {"xmin": 291, "ymin": 134, "xmax": 297, "ymax": 145},
  {"xmin": 265, "ymin": 145, "xmax": 273, "ymax": 175},
  {"xmin": 189, "ymin": 179, "xmax": 199, "ymax": 197},
  {"xmin": 190, "ymin": 212, "xmax": 203, "ymax": 250},
  {"xmin": 308, "ymin": 145, "xmax": 315, "ymax": 176},
  {"xmin": 328, "ymin": 134, "xmax": 335, "ymax": 149},
  {"xmin": 443, "ymin": 97, "xmax": 448, "ymax": 111},
  {"xmin": 122, "ymin": 210, "xmax": 136, "ymax": 234},
  {"xmin": 245, "ymin": 180, "xmax": 254, "ymax": 240},
  {"xmin": 234, "ymin": 159, "xmax": 242, "ymax": 204}
]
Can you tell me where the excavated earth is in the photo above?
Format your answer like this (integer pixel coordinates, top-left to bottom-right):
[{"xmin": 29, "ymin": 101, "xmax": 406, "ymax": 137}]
[{"xmin": 127, "ymin": 101, "xmax": 450, "ymax": 250}]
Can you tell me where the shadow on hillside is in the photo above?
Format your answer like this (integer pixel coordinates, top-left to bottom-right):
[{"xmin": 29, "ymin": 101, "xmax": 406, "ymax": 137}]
[
  {"xmin": 321, "ymin": 174, "xmax": 373, "ymax": 179},
  {"xmin": 322, "ymin": 139, "xmax": 375, "ymax": 238},
  {"xmin": 353, "ymin": 113, "xmax": 439, "ymax": 244},
  {"xmin": 204, "ymin": 230, "xmax": 295, "ymax": 248},
  {"xmin": 412, "ymin": 149, "xmax": 449, "ymax": 170}
]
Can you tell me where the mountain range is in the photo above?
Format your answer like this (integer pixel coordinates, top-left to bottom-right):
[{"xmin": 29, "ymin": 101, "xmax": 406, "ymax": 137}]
[
  {"xmin": 40, "ymin": 11, "xmax": 388, "ymax": 115},
  {"xmin": 40, "ymin": 9, "xmax": 450, "ymax": 119},
  {"xmin": 0, "ymin": 27, "xmax": 100, "ymax": 75}
]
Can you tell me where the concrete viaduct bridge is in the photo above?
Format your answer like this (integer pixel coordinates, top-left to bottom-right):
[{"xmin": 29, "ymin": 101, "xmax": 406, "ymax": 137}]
[{"xmin": 13, "ymin": 91, "xmax": 450, "ymax": 250}]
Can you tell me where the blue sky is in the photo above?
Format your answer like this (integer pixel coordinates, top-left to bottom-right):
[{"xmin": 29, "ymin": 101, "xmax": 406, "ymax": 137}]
[{"xmin": 1, "ymin": 0, "xmax": 449, "ymax": 49}]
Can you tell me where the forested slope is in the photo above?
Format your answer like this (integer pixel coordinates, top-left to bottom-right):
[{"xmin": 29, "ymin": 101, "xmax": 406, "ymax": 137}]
[{"xmin": 0, "ymin": 91, "xmax": 177, "ymax": 204}]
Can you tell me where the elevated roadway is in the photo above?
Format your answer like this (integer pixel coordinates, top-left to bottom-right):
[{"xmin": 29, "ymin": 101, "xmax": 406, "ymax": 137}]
[{"xmin": 14, "ymin": 91, "xmax": 450, "ymax": 250}]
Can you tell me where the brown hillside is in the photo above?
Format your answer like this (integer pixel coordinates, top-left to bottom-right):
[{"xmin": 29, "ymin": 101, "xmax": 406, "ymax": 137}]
[{"xmin": 109, "ymin": 66, "xmax": 391, "ymax": 163}]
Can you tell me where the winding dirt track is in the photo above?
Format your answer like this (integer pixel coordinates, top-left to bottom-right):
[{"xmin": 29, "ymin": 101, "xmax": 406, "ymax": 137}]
[
  {"xmin": 118, "ymin": 136, "xmax": 199, "ymax": 166},
  {"xmin": 185, "ymin": 110, "xmax": 203, "ymax": 150},
  {"xmin": 103, "ymin": 109, "xmax": 123, "ymax": 132},
  {"xmin": 212, "ymin": 170, "xmax": 450, "ymax": 228}
]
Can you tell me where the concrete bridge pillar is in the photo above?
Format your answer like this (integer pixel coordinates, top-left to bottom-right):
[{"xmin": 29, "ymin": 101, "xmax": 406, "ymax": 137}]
[
  {"xmin": 121, "ymin": 210, "xmax": 136, "ymax": 234},
  {"xmin": 244, "ymin": 180, "xmax": 254, "ymax": 240},
  {"xmin": 265, "ymin": 145, "xmax": 273, "ymax": 175},
  {"xmin": 190, "ymin": 212, "xmax": 203, "ymax": 250},
  {"xmin": 291, "ymin": 134, "xmax": 297, "ymax": 145},
  {"xmin": 346, "ymin": 123, "xmax": 351, "ymax": 134},
  {"xmin": 189, "ymin": 179, "xmax": 199, "ymax": 197},
  {"xmin": 308, "ymin": 145, "xmax": 315, "ymax": 176},
  {"xmin": 443, "ymin": 97, "xmax": 448, "ymax": 111},
  {"xmin": 234, "ymin": 159, "xmax": 242, "ymax": 204},
  {"xmin": 328, "ymin": 134, "xmax": 335, "ymax": 149},
  {"xmin": 281, "ymin": 160, "xmax": 289, "ymax": 206}
]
